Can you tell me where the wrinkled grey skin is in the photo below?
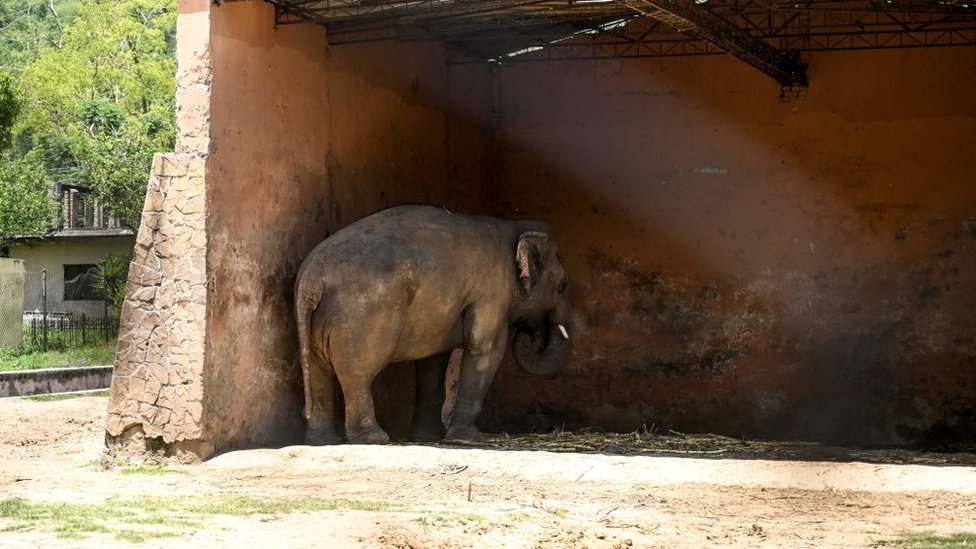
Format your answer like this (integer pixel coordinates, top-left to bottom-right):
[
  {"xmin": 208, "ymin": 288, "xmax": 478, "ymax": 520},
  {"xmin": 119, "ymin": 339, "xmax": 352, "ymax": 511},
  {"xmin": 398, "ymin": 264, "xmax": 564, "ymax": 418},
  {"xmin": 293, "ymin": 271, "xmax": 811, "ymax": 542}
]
[{"xmin": 295, "ymin": 205, "xmax": 572, "ymax": 445}]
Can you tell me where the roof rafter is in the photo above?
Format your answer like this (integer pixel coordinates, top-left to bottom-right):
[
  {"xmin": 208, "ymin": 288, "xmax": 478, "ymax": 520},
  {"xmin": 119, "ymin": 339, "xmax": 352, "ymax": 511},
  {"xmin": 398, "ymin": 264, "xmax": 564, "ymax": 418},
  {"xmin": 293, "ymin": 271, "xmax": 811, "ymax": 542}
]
[{"xmin": 617, "ymin": 0, "xmax": 808, "ymax": 91}]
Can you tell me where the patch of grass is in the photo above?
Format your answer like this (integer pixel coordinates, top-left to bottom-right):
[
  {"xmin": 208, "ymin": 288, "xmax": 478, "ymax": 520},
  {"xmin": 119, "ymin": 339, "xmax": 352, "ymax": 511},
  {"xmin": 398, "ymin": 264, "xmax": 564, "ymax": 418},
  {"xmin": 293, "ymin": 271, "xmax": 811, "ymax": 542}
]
[
  {"xmin": 25, "ymin": 390, "xmax": 110, "ymax": 402},
  {"xmin": 113, "ymin": 529, "xmax": 183, "ymax": 544},
  {"xmin": 0, "ymin": 497, "xmax": 174, "ymax": 542},
  {"xmin": 0, "ymin": 495, "xmax": 400, "ymax": 543},
  {"xmin": 119, "ymin": 464, "xmax": 185, "ymax": 476},
  {"xmin": 877, "ymin": 533, "xmax": 976, "ymax": 548},
  {"xmin": 506, "ymin": 511, "xmax": 533, "ymax": 523},
  {"xmin": 181, "ymin": 495, "xmax": 398, "ymax": 515},
  {"xmin": 0, "ymin": 343, "xmax": 116, "ymax": 372},
  {"xmin": 416, "ymin": 511, "xmax": 487, "ymax": 530}
]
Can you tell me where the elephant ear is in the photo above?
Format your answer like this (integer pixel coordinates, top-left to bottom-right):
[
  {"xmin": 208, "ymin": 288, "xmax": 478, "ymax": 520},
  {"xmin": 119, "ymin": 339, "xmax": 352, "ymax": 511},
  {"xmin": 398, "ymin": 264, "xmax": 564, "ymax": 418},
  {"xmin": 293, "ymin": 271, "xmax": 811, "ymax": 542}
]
[{"xmin": 517, "ymin": 231, "xmax": 550, "ymax": 292}]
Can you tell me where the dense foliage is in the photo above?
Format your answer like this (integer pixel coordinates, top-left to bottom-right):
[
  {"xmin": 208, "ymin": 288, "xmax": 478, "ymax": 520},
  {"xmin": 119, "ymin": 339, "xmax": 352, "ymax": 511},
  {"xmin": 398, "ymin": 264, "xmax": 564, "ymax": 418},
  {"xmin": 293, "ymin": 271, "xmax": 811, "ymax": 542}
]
[
  {"xmin": 0, "ymin": 0, "xmax": 176, "ymax": 241},
  {"xmin": 0, "ymin": 153, "xmax": 58, "ymax": 239},
  {"xmin": 0, "ymin": 1, "xmax": 77, "ymax": 70}
]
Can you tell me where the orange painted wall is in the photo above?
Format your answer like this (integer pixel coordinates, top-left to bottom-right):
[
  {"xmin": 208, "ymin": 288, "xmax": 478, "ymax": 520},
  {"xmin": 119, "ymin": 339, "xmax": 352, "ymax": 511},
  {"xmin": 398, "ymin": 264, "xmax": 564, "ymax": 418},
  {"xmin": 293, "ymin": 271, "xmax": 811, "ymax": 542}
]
[{"xmin": 484, "ymin": 48, "xmax": 976, "ymax": 445}]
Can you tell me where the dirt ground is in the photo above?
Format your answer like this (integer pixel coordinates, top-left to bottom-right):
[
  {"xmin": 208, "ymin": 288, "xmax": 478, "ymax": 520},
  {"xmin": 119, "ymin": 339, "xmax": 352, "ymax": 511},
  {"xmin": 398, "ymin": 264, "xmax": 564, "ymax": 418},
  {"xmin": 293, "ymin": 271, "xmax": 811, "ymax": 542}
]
[{"xmin": 1, "ymin": 395, "xmax": 975, "ymax": 548}]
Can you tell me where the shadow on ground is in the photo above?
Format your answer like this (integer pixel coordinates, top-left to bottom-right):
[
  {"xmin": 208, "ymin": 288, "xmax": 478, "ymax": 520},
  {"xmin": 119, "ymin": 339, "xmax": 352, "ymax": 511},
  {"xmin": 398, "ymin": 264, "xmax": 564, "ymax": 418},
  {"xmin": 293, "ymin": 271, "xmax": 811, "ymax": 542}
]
[{"xmin": 429, "ymin": 430, "xmax": 976, "ymax": 467}]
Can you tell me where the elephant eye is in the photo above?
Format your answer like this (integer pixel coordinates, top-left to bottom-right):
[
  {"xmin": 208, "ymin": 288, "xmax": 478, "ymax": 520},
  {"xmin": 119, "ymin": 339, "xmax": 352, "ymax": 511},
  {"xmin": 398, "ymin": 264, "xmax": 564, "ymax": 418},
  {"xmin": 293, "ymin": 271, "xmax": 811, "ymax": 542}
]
[{"xmin": 557, "ymin": 279, "xmax": 568, "ymax": 293}]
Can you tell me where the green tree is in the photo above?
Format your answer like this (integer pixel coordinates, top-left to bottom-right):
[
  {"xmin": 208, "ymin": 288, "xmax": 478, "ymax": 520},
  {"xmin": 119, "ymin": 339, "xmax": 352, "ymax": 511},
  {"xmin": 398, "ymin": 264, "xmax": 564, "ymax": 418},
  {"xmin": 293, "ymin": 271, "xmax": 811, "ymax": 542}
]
[
  {"xmin": 0, "ymin": 154, "xmax": 58, "ymax": 241},
  {"xmin": 0, "ymin": 75, "xmax": 55, "ymax": 246},
  {"xmin": 16, "ymin": 0, "xmax": 176, "ymax": 228},
  {"xmin": 0, "ymin": 71, "xmax": 20, "ymax": 150},
  {"xmin": 0, "ymin": 1, "xmax": 78, "ymax": 70}
]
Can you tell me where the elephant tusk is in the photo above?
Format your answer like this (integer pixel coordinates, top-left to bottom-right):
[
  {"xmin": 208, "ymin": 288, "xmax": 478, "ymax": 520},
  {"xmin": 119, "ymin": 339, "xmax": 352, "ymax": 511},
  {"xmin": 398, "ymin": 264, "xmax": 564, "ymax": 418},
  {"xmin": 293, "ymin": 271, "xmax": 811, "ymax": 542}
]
[{"xmin": 557, "ymin": 324, "xmax": 569, "ymax": 339}]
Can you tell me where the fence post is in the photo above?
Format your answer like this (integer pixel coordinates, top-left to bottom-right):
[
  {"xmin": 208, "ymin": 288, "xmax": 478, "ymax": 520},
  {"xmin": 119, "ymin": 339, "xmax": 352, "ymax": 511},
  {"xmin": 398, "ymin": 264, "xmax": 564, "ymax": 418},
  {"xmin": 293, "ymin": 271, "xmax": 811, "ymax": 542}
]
[
  {"xmin": 103, "ymin": 272, "xmax": 109, "ymax": 343},
  {"xmin": 81, "ymin": 313, "xmax": 87, "ymax": 347},
  {"xmin": 41, "ymin": 268, "xmax": 48, "ymax": 352}
]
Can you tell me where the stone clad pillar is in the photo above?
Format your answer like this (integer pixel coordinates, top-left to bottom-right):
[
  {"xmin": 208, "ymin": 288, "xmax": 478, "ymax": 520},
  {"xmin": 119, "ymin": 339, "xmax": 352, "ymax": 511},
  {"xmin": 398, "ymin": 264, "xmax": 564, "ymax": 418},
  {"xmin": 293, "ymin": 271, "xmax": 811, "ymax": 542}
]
[
  {"xmin": 106, "ymin": 0, "xmax": 214, "ymax": 460},
  {"xmin": 106, "ymin": 154, "xmax": 210, "ymax": 457}
]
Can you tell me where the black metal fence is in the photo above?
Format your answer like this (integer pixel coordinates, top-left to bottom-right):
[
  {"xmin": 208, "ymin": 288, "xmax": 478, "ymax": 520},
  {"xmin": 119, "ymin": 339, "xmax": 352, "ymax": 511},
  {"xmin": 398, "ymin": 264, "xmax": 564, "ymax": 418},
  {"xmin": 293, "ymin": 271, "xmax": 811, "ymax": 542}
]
[{"xmin": 23, "ymin": 314, "xmax": 119, "ymax": 352}]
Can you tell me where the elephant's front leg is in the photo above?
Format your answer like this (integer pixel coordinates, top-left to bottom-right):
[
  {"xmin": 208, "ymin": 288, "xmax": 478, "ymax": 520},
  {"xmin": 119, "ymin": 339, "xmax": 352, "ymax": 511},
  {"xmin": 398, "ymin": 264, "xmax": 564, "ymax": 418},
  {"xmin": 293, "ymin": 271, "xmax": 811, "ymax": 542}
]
[
  {"xmin": 445, "ymin": 326, "xmax": 508, "ymax": 442},
  {"xmin": 412, "ymin": 352, "xmax": 451, "ymax": 442}
]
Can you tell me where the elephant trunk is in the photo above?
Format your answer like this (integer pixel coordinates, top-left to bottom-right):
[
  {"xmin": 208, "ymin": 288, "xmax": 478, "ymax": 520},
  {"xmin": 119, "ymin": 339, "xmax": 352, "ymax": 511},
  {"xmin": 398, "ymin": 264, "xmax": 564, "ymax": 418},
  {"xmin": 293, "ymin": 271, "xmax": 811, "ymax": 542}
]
[{"xmin": 513, "ymin": 311, "xmax": 571, "ymax": 377}]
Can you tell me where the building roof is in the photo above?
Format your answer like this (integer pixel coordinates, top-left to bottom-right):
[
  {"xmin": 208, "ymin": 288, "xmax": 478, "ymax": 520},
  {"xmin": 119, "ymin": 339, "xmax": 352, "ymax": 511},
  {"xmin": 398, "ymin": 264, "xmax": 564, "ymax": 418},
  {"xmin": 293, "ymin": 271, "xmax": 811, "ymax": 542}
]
[
  {"xmin": 7, "ymin": 228, "xmax": 135, "ymax": 245},
  {"xmin": 253, "ymin": 0, "xmax": 976, "ymax": 93}
]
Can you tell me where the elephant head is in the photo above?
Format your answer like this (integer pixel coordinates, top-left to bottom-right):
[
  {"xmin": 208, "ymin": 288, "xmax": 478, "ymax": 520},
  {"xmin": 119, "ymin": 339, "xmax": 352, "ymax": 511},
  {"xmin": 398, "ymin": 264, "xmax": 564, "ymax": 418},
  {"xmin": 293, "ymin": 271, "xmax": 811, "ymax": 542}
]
[{"xmin": 511, "ymin": 230, "xmax": 572, "ymax": 376}]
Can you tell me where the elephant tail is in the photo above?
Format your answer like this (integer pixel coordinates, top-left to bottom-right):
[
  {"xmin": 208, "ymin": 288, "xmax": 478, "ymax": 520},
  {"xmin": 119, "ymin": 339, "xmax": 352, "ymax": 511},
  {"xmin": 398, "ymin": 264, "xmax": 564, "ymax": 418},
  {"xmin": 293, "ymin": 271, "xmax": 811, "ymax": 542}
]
[{"xmin": 295, "ymin": 283, "xmax": 324, "ymax": 421}]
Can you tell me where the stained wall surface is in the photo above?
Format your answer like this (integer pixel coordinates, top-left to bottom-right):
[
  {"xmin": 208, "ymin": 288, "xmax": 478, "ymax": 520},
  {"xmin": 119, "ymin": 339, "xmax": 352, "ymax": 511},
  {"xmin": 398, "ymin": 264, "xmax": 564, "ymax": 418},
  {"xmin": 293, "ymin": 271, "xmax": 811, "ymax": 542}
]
[
  {"xmin": 205, "ymin": 2, "xmax": 332, "ymax": 449},
  {"xmin": 484, "ymin": 48, "xmax": 976, "ymax": 446}
]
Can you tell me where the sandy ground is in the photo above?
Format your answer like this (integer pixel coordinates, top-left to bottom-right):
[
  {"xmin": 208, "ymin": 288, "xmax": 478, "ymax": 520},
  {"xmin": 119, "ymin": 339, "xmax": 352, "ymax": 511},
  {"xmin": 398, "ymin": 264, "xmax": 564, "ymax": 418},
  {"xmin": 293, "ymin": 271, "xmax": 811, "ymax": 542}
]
[{"xmin": 1, "ymin": 395, "xmax": 975, "ymax": 548}]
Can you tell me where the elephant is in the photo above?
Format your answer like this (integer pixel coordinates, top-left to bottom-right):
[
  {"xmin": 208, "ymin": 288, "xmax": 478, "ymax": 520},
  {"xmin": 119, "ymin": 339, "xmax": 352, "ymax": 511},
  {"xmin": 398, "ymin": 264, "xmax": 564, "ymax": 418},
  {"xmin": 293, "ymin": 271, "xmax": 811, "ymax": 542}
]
[{"xmin": 294, "ymin": 204, "xmax": 572, "ymax": 445}]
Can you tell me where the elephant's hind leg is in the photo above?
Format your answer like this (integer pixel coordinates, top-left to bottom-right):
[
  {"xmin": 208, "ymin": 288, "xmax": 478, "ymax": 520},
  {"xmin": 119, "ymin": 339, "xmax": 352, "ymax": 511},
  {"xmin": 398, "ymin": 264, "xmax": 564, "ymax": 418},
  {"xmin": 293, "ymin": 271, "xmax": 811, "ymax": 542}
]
[
  {"xmin": 334, "ymin": 358, "xmax": 391, "ymax": 444},
  {"xmin": 306, "ymin": 365, "xmax": 342, "ymax": 445},
  {"xmin": 331, "ymin": 324, "xmax": 397, "ymax": 444},
  {"xmin": 411, "ymin": 352, "xmax": 451, "ymax": 442}
]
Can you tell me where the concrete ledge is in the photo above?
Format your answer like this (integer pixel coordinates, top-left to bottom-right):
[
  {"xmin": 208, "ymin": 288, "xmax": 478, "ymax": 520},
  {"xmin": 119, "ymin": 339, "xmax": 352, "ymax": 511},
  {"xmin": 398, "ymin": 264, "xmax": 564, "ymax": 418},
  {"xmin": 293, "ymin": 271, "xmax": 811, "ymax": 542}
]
[{"xmin": 0, "ymin": 366, "xmax": 114, "ymax": 398}]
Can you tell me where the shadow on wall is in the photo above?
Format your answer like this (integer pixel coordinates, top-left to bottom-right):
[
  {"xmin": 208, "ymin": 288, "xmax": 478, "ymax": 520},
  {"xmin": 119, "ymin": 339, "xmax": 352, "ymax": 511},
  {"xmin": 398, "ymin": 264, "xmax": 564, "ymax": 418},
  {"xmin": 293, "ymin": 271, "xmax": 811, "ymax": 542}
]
[
  {"xmin": 473, "ymin": 49, "xmax": 976, "ymax": 447},
  {"xmin": 309, "ymin": 41, "xmax": 496, "ymax": 440},
  {"xmin": 323, "ymin": 40, "xmax": 494, "ymax": 227},
  {"xmin": 293, "ymin": 37, "xmax": 976, "ymax": 447}
]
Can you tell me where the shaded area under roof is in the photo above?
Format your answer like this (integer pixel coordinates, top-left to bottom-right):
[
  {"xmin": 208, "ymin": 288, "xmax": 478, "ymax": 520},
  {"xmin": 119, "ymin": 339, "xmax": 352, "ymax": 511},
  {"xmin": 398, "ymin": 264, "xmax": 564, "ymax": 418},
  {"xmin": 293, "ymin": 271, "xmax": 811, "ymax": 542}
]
[
  {"xmin": 258, "ymin": 1, "xmax": 975, "ymax": 57},
  {"xmin": 240, "ymin": 1, "xmax": 976, "ymax": 93}
]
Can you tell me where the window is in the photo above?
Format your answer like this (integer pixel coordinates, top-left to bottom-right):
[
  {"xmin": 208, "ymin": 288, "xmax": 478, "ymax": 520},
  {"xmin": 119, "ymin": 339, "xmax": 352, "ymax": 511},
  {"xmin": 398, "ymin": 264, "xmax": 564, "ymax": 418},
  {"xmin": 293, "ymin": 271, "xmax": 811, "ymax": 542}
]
[{"xmin": 64, "ymin": 264, "xmax": 101, "ymax": 301}]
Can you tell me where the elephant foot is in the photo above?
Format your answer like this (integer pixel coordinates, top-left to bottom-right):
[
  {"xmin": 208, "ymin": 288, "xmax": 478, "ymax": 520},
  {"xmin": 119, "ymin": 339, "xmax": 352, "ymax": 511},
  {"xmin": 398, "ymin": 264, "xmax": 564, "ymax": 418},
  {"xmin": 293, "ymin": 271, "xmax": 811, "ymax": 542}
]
[
  {"xmin": 444, "ymin": 424, "xmax": 486, "ymax": 443},
  {"xmin": 410, "ymin": 422, "xmax": 445, "ymax": 443},
  {"xmin": 305, "ymin": 425, "xmax": 343, "ymax": 446},
  {"xmin": 346, "ymin": 426, "xmax": 390, "ymax": 445}
]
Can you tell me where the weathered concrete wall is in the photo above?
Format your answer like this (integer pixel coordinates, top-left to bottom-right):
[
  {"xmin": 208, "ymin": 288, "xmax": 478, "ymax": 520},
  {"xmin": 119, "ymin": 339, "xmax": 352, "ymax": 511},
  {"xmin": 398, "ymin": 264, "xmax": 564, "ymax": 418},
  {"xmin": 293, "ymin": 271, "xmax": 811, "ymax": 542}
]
[
  {"xmin": 1, "ymin": 366, "xmax": 113, "ymax": 398},
  {"xmin": 484, "ymin": 48, "xmax": 976, "ymax": 446},
  {"xmin": 325, "ymin": 42, "xmax": 493, "ymax": 226},
  {"xmin": 108, "ymin": 0, "xmax": 975, "ymax": 455},
  {"xmin": 204, "ymin": 0, "xmax": 331, "ymax": 449}
]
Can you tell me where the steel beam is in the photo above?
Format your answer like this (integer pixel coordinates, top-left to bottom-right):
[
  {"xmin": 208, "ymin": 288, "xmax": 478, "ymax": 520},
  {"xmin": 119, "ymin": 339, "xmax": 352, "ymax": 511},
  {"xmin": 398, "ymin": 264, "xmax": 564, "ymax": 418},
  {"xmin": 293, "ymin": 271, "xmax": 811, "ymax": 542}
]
[{"xmin": 618, "ymin": 0, "xmax": 808, "ymax": 90}]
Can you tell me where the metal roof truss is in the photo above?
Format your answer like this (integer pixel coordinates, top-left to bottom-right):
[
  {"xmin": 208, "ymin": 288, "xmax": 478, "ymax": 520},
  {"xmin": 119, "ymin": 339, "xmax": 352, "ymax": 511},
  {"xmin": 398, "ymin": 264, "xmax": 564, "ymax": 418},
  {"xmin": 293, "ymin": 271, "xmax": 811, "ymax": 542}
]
[{"xmin": 250, "ymin": 1, "xmax": 976, "ymax": 94}]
